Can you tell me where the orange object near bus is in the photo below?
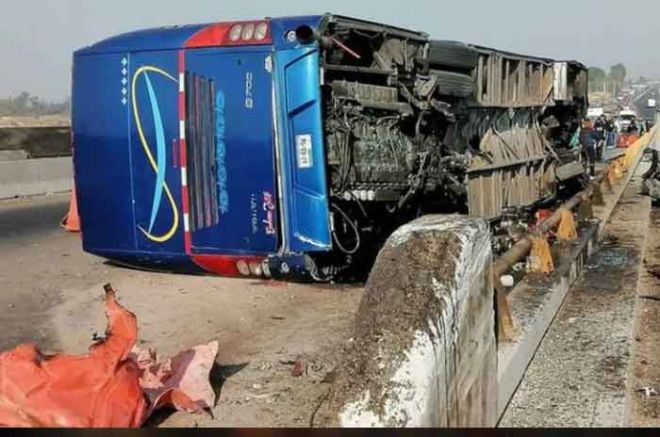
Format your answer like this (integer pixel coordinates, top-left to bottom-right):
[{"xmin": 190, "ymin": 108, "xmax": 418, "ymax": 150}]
[
  {"xmin": 61, "ymin": 185, "xmax": 81, "ymax": 233},
  {"xmin": 0, "ymin": 285, "xmax": 218, "ymax": 428},
  {"xmin": 617, "ymin": 133, "xmax": 640, "ymax": 148},
  {"xmin": 0, "ymin": 286, "xmax": 146, "ymax": 427}
]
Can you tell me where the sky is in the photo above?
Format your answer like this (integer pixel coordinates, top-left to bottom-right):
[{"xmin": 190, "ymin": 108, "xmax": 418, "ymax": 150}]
[{"xmin": 2, "ymin": 0, "xmax": 658, "ymax": 101}]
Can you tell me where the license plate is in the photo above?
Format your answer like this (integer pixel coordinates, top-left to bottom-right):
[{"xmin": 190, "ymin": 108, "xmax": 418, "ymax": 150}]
[{"xmin": 296, "ymin": 134, "xmax": 313, "ymax": 169}]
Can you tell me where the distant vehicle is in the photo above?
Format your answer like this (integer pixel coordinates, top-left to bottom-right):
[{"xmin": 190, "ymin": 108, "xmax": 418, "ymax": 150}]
[
  {"xmin": 615, "ymin": 108, "xmax": 637, "ymax": 132},
  {"xmin": 587, "ymin": 107, "xmax": 604, "ymax": 118}
]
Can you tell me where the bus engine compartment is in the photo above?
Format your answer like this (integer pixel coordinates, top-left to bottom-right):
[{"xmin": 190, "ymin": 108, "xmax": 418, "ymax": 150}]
[{"xmin": 306, "ymin": 15, "xmax": 589, "ymax": 280}]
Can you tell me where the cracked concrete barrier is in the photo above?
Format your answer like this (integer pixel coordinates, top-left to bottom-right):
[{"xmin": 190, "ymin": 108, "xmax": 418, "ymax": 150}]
[{"xmin": 317, "ymin": 215, "xmax": 497, "ymax": 427}]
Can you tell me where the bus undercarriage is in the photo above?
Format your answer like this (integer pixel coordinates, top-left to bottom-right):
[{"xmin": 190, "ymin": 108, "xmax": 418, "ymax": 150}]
[{"xmin": 305, "ymin": 15, "xmax": 589, "ymax": 280}]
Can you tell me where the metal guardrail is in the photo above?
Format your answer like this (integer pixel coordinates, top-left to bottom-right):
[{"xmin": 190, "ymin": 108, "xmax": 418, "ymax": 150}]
[{"xmin": 493, "ymin": 126, "xmax": 657, "ymax": 341}]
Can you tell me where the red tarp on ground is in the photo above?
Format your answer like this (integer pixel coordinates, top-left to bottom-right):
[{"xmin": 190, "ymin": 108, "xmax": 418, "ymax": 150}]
[{"xmin": 0, "ymin": 285, "xmax": 218, "ymax": 427}]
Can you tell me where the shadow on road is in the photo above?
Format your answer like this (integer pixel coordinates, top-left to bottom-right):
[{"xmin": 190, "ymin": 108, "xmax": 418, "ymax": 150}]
[{"xmin": 0, "ymin": 195, "xmax": 69, "ymax": 245}]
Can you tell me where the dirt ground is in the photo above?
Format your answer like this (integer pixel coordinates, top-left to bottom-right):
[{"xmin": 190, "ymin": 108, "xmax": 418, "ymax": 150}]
[
  {"xmin": 0, "ymin": 193, "xmax": 363, "ymax": 427},
  {"xmin": 0, "ymin": 114, "xmax": 69, "ymax": 128},
  {"xmin": 627, "ymin": 207, "xmax": 660, "ymax": 426}
]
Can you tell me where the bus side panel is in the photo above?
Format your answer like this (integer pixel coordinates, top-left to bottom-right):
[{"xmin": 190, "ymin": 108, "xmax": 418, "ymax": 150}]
[
  {"xmin": 275, "ymin": 48, "xmax": 332, "ymax": 253},
  {"xmin": 73, "ymin": 53, "xmax": 137, "ymax": 254}
]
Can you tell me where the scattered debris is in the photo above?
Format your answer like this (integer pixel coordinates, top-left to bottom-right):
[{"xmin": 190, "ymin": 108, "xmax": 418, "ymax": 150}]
[
  {"xmin": 637, "ymin": 387, "xmax": 658, "ymax": 398},
  {"xmin": 258, "ymin": 362, "xmax": 273, "ymax": 371},
  {"xmin": 309, "ymin": 390, "xmax": 332, "ymax": 427},
  {"xmin": 599, "ymin": 251, "xmax": 629, "ymax": 266},
  {"xmin": 500, "ymin": 275, "xmax": 515, "ymax": 288},
  {"xmin": 309, "ymin": 360, "xmax": 325, "ymax": 373},
  {"xmin": 638, "ymin": 295, "xmax": 660, "ymax": 302},
  {"xmin": 291, "ymin": 357, "xmax": 307, "ymax": 377},
  {"xmin": 321, "ymin": 370, "xmax": 337, "ymax": 384},
  {"xmin": 0, "ymin": 284, "xmax": 218, "ymax": 428},
  {"xmin": 133, "ymin": 341, "xmax": 218, "ymax": 418},
  {"xmin": 645, "ymin": 264, "xmax": 660, "ymax": 280}
]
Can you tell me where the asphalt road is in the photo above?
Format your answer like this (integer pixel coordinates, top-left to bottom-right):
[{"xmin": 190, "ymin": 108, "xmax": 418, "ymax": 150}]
[
  {"xmin": 0, "ymin": 194, "xmax": 70, "ymax": 245},
  {"xmin": 0, "ymin": 194, "xmax": 114, "ymax": 351}
]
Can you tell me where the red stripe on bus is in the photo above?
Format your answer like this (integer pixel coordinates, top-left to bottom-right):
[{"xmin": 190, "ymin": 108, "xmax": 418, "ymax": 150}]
[
  {"xmin": 178, "ymin": 49, "xmax": 192, "ymax": 254},
  {"xmin": 178, "ymin": 92, "xmax": 185, "ymax": 119}
]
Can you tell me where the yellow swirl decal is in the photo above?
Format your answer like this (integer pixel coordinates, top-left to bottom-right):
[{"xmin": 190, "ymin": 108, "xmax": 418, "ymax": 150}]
[{"xmin": 131, "ymin": 66, "xmax": 180, "ymax": 243}]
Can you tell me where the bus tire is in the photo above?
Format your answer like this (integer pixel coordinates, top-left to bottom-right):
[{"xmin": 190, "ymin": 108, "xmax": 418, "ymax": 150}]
[
  {"xmin": 430, "ymin": 70, "xmax": 475, "ymax": 98},
  {"xmin": 426, "ymin": 40, "xmax": 479, "ymax": 70}
]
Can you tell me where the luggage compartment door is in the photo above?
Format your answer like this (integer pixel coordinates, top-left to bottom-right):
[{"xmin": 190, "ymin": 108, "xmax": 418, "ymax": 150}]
[{"xmin": 184, "ymin": 48, "xmax": 278, "ymax": 254}]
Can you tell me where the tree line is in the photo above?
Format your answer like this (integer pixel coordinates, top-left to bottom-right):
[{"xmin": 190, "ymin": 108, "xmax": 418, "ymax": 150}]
[
  {"xmin": 588, "ymin": 63, "xmax": 627, "ymax": 95},
  {"xmin": 0, "ymin": 92, "xmax": 69, "ymax": 117}
]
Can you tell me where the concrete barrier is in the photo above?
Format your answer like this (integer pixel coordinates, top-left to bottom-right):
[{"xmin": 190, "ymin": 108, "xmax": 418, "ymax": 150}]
[
  {"xmin": 0, "ymin": 150, "xmax": 29, "ymax": 161},
  {"xmin": 0, "ymin": 126, "xmax": 71, "ymax": 158},
  {"xmin": 316, "ymin": 215, "xmax": 496, "ymax": 427},
  {"xmin": 0, "ymin": 157, "xmax": 72, "ymax": 199}
]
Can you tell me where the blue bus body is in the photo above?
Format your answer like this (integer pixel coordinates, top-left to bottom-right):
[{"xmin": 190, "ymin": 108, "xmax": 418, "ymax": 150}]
[
  {"xmin": 73, "ymin": 16, "xmax": 333, "ymax": 278},
  {"xmin": 73, "ymin": 15, "xmax": 588, "ymax": 280}
]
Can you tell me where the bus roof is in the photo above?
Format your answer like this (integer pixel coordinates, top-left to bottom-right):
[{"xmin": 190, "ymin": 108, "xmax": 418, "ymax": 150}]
[{"xmin": 75, "ymin": 15, "xmax": 324, "ymax": 56}]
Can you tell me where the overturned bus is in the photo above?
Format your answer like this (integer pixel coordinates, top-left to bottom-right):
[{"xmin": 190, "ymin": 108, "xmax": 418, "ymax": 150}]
[{"xmin": 72, "ymin": 14, "xmax": 588, "ymax": 281}]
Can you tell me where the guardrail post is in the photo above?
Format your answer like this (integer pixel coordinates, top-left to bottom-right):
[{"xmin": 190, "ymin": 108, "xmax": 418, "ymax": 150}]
[
  {"xmin": 556, "ymin": 209, "xmax": 577, "ymax": 241},
  {"xmin": 496, "ymin": 284, "xmax": 516, "ymax": 342},
  {"xmin": 529, "ymin": 236, "xmax": 554, "ymax": 273}
]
